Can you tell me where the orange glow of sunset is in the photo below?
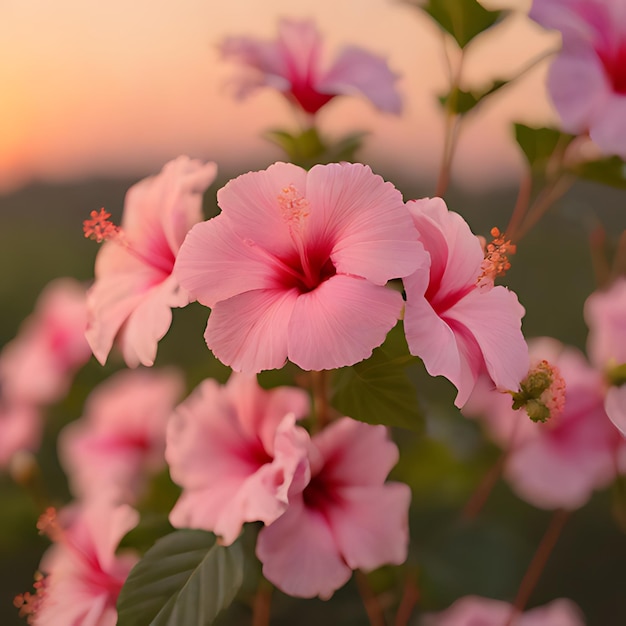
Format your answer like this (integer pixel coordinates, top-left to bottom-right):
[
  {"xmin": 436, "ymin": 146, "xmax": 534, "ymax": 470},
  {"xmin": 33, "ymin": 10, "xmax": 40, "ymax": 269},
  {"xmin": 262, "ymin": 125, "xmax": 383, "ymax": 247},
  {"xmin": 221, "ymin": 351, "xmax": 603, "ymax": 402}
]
[{"xmin": 0, "ymin": 0, "xmax": 558, "ymax": 194}]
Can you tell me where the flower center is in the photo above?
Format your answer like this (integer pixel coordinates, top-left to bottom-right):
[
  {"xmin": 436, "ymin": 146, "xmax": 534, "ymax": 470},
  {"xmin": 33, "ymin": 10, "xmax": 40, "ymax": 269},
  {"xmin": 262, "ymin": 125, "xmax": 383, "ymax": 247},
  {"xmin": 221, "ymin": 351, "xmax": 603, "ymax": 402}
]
[{"xmin": 597, "ymin": 40, "xmax": 626, "ymax": 94}]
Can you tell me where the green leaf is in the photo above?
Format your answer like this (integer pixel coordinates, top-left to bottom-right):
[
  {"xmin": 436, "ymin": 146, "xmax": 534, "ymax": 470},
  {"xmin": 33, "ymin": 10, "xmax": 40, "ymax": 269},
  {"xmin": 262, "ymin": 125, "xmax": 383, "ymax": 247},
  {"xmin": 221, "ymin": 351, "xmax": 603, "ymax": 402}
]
[
  {"xmin": 573, "ymin": 155, "xmax": 626, "ymax": 189},
  {"xmin": 264, "ymin": 127, "xmax": 326, "ymax": 168},
  {"xmin": 117, "ymin": 529, "xmax": 244, "ymax": 626},
  {"xmin": 331, "ymin": 323, "xmax": 424, "ymax": 431},
  {"xmin": 439, "ymin": 80, "xmax": 508, "ymax": 115},
  {"xmin": 514, "ymin": 124, "xmax": 573, "ymax": 171},
  {"xmin": 419, "ymin": 0, "xmax": 504, "ymax": 48}
]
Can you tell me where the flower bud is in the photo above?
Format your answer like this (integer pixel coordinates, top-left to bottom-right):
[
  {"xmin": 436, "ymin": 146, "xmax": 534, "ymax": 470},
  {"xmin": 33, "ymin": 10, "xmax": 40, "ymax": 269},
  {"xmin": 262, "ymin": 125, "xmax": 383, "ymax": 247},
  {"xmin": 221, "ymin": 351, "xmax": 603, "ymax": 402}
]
[{"xmin": 511, "ymin": 359, "xmax": 566, "ymax": 423}]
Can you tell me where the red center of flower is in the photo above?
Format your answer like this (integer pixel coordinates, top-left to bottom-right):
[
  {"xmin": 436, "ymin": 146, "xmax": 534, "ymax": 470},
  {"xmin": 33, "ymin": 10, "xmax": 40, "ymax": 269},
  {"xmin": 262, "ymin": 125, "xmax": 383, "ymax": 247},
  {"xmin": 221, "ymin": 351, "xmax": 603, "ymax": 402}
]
[
  {"xmin": 289, "ymin": 81, "xmax": 334, "ymax": 114},
  {"xmin": 275, "ymin": 185, "xmax": 337, "ymax": 293},
  {"xmin": 597, "ymin": 40, "xmax": 626, "ymax": 94}
]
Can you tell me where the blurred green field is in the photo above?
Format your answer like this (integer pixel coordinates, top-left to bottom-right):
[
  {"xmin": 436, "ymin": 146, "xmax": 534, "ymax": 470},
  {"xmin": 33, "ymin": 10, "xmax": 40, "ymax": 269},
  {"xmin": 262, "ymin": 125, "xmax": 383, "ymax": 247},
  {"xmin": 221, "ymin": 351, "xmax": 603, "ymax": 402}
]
[{"xmin": 1, "ymin": 173, "xmax": 625, "ymax": 625}]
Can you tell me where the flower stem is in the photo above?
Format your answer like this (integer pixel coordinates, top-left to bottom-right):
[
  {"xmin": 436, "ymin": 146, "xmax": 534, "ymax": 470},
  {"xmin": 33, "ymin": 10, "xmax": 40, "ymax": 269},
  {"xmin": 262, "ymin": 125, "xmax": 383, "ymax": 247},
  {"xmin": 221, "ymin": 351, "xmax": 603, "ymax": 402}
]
[
  {"xmin": 394, "ymin": 570, "xmax": 420, "ymax": 626},
  {"xmin": 506, "ymin": 509, "xmax": 570, "ymax": 625},
  {"xmin": 252, "ymin": 578, "xmax": 273, "ymax": 626},
  {"xmin": 355, "ymin": 570, "xmax": 387, "ymax": 626},
  {"xmin": 310, "ymin": 369, "xmax": 331, "ymax": 432}
]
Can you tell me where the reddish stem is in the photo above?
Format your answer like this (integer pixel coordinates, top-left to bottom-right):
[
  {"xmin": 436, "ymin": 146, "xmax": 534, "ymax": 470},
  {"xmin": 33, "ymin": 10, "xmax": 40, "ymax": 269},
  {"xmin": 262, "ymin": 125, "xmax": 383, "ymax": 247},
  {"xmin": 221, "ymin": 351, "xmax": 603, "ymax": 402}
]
[
  {"xmin": 355, "ymin": 570, "xmax": 387, "ymax": 626},
  {"xmin": 506, "ymin": 509, "xmax": 570, "ymax": 625}
]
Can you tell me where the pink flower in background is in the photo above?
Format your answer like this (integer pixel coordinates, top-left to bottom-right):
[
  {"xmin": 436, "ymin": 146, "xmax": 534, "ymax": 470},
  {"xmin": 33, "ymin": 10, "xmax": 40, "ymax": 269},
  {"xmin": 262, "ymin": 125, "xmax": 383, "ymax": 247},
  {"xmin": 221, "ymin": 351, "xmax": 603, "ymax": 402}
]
[
  {"xmin": 59, "ymin": 368, "xmax": 184, "ymax": 504},
  {"xmin": 0, "ymin": 278, "xmax": 90, "ymax": 406},
  {"xmin": 166, "ymin": 373, "xmax": 311, "ymax": 545},
  {"xmin": 529, "ymin": 0, "xmax": 626, "ymax": 158},
  {"xmin": 585, "ymin": 276, "xmax": 626, "ymax": 435},
  {"xmin": 15, "ymin": 502, "xmax": 139, "ymax": 626},
  {"xmin": 463, "ymin": 337, "xmax": 621, "ymax": 510},
  {"xmin": 422, "ymin": 595, "xmax": 585, "ymax": 626},
  {"xmin": 403, "ymin": 198, "xmax": 528, "ymax": 408},
  {"xmin": 0, "ymin": 402, "xmax": 41, "ymax": 470},
  {"xmin": 175, "ymin": 162, "xmax": 425, "ymax": 372},
  {"xmin": 220, "ymin": 18, "xmax": 402, "ymax": 115},
  {"xmin": 256, "ymin": 418, "xmax": 410, "ymax": 599},
  {"xmin": 85, "ymin": 156, "xmax": 217, "ymax": 368}
]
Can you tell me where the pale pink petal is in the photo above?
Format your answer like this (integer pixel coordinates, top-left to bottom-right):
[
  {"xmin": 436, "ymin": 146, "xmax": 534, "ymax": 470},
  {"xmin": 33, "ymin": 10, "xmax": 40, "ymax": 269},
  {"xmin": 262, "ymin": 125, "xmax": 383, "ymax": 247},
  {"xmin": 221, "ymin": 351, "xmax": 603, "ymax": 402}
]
[
  {"xmin": 312, "ymin": 418, "xmax": 399, "ymax": 485},
  {"xmin": 214, "ymin": 162, "xmax": 308, "ymax": 259},
  {"xmin": 590, "ymin": 94, "xmax": 626, "ymax": 159},
  {"xmin": 407, "ymin": 198, "xmax": 484, "ymax": 300},
  {"xmin": 521, "ymin": 598, "xmax": 585, "ymax": 626},
  {"xmin": 275, "ymin": 18, "xmax": 324, "ymax": 86},
  {"xmin": 256, "ymin": 497, "xmax": 352, "ymax": 600},
  {"xmin": 422, "ymin": 595, "xmax": 585, "ymax": 626},
  {"xmin": 319, "ymin": 46, "xmax": 402, "ymax": 113},
  {"xmin": 306, "ymin": 163, "xmax": 423, "ymax": 284},
  {"xmin": 443, "ymin": 287, "xmax": 529, "ymax": 396},
  {"xmin": 327, "ymin": 484, "xmax": 410, "ymax": 571},
  {"xmin": 174, "ymin": 215, "xmax": 287, "ymax": 308},
  {"xmin": 606, "ymin": 385, "xmax": 626, "ymax": 437},
  {"xmin": 166, "ymin": 377, "xmax": 311, "ymax": 544},
  {"xmin": 122, "ymin": 156, "xmax": 216, "ymax": 253},
  {"xmin": 547, "ymin": 50, "xmax": 612, "ymax": 134},
  {"xmin": 287, "ymin": 275, "xmax": 403, "ymax": 371},
  {"xmin": 0, "ymin": 403, "xmax": 41, "ymax": 468},
  {"xmin": 585, "ymin": 277, "xmax": 626, "ymax": 368},
  {"xmin": 223, "ymin": 373, "xmax": 310, "ymax": 452},
  {"xmin": 117, "ymin": 274, "xmax": 189, "ymax": 367},
  {"xmin": 206, "ymin": 288, "xmax": 298, "ymax": 372}
]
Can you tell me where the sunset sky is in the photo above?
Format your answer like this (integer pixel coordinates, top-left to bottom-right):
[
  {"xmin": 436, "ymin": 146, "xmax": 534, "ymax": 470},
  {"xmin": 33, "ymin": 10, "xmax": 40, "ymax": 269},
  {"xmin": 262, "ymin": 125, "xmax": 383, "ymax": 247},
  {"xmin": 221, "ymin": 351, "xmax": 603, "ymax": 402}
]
[{"xmin": 0, "ymin": 0, "xmax": 558, "ymax": 193}]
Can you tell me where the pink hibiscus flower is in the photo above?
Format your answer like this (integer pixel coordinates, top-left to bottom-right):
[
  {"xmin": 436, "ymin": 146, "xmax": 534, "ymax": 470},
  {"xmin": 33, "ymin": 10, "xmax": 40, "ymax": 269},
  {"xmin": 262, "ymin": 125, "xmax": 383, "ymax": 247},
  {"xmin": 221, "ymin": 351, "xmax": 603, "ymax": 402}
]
[
  {"xmin": 422, "ymin": 595, "xmax": 585, "ymax": 626},
  {"xmin": 529, "ymin": 0, "xmax": 626, "ymax": 158},
  {"xmin": 256, "ymin": 418, "xmax": 410, "ymax": 599},
  {"xmin": 402, "ymin": 197, "xmax": 528, "ymax": 408},
  {"xmin": 166, "ymin": 372, "xmax": 311, "ymax": 545},
  {"xmin": 15, "ymin": 502, "xmax": 139, "ymax": 626},
  {"xmin": 85, "ymin": 156, "xmax": 217, "ymax": 368},
  {"xmin": 174, "ymin": 161, "xmax": 425, "ymax": 372},
  {"xmin": 585, "ymin": 276, "xmax": 626, "ymax": 434},
  {"xmin": 220, "ymin": 18, "xmax": 402, "ymax": 115},
  {"xmin": 59, "ymin": 368, "xmax": 184, "ymax": 504},
  {"xmin": 463, "ymin": 337, "xmax": 622, "ymax": 510},
  {"xmin": 0, "ymin": 278, "xmax": 90, "ymax": 406}
]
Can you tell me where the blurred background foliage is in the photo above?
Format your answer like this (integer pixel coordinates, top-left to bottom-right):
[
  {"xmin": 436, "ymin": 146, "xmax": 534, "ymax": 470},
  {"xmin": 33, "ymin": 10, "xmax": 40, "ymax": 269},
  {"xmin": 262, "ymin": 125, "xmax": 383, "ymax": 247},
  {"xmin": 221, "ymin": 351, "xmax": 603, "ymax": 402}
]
[{"xmin": 1, "ymin": 169, "xmax": 625, "ymax": 624}]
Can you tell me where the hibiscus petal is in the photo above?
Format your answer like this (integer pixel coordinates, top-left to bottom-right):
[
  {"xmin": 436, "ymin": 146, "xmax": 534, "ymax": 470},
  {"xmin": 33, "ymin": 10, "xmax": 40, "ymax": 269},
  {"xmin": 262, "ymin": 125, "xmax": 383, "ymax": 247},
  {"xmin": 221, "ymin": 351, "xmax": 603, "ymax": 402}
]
[
  {"xmin": 327, "ymin": 484, "xmax": 410, "ymax": 571},
  {"xmin": 288, "ymin": 275, "xmax": 403, "ymax": 371},
  {"xmin": 305, "ymin": 163, "xmax": 422, "ymax": 284},
  {"xmin": 215, "ymin": 162, "xmax": 308, "ymax": 257},
  {"xmin": 174, "ymin": 215, "xmax": 284, "ymax": 307},
  {"xmin": 318, "ymin": 45, "xmax": 402, "ymax": 113},
  {"xmin": 256, "ymin": 498, "xmax": 352, "ymax": 599},
  {"xmin": 206, "ymin": 288, "xmax": 298, "ymax": 372},
  {"xmin": 313, "ymin": 418, "xmax": 399, "ymax": 486},
  {"xmin": 444, "ymin": 287, "xmax": 528, "ymax": 401},
  {"xmin": 605, "ymin": 385, "xmax": 626, "ymax": 437}
]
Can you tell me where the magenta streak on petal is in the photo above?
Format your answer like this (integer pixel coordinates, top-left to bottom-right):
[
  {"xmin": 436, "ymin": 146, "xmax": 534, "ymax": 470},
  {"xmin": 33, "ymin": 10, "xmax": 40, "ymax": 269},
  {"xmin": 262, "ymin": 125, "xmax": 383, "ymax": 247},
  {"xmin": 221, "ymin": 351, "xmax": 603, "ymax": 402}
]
[{"xmin": 597, "ymin": 40, "xmax": 626, "ymax": 94}]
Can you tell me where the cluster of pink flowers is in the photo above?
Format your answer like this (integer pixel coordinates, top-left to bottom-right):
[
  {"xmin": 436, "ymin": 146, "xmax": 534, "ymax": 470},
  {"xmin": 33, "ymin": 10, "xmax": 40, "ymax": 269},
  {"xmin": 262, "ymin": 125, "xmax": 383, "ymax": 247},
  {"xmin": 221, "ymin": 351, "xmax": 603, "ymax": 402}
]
[
  {"xmin": 166, "ymin": 372, "xmax": 410, "ymax": 599},
  {"xmin": 0, "ymin": 278, "xmax": 91, "ymax": 468}
]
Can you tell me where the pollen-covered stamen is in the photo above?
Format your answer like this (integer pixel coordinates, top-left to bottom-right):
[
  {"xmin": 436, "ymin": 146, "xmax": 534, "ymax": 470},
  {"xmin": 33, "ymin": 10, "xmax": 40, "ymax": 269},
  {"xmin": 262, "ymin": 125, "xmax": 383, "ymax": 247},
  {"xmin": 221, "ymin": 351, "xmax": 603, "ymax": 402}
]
[
  {"xmin": 83, "ymin": 208, "xmax": 121, "ymax": 243},
  {"xmin": 277, "ymin": 184, "xmax": 319, "ymax": 289},
  {"xmin": 37, "ymin": 507, "xmax": 62, "ymax": 541},
  {"xmin": 83, "ymin": 209, "xmax": 174, "ymax": 275},
  {"xmin": 476, "ymin": 227, "xmax": 516, "ymax": 290},
  {"xmin": 511, "ymin": 359, "xmax": 566, "ymax": 423},
  {"xmin": 14, "ymin": 571, "xmax": 48, "ymax": 624},
  {"xmin": 278, "ymin": 184, "xmax": 311, "ymax": 227}
]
